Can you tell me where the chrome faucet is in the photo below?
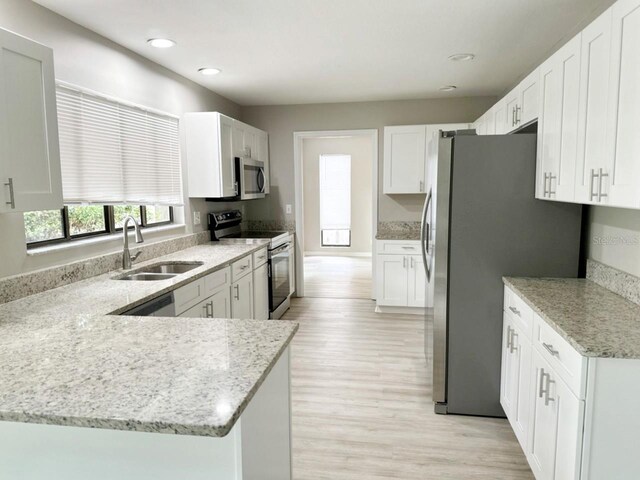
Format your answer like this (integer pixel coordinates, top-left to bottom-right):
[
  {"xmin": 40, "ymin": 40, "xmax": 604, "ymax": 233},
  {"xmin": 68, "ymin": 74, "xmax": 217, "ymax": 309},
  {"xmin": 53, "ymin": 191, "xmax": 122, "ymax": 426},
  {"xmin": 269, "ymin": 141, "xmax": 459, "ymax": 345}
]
[{"xmin": 122, "ymin": 215, "xmax": 144, "ymax": 269}]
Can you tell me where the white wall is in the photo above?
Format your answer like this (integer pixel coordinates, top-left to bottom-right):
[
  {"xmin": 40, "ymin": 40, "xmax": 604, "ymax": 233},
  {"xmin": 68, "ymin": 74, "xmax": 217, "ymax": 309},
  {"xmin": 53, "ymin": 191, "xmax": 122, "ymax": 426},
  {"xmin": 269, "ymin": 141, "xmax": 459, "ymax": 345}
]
[
  {"xmin": 241, "ymin": 97, "xmax": 495, "ymax": 226},
  {"xmin": 587, "ymin": 206, "xmax": 640, "ymax": 277},
  {"xmin": 0, "ymin": 0, "xmax": 241, "ymax": 278},
  {"xmin": 302, "ymin": 136, "xmax": 372, "ymax": 255}
]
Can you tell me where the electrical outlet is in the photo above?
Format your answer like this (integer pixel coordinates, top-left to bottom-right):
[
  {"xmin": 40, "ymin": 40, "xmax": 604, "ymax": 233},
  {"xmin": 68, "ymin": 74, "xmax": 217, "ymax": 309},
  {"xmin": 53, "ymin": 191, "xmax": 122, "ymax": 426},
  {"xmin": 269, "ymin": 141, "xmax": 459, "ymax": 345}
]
[
  {"xmin": 286, "ymin": 204, "xmax": 292, "ymax": 214},
  {"xmin": 193, "ymin": 211, "xmax": 201, "ymax": 226}
]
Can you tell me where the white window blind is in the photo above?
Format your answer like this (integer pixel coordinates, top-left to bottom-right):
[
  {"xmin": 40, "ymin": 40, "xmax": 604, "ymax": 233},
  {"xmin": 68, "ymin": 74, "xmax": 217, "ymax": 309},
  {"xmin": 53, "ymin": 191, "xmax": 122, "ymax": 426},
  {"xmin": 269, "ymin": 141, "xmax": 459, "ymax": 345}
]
[
  {"xmin": 319, "ymin": 154, "xmax": 351, "ymax": 247},
  {"xmin": 56, "ymin": 83, "xmax": 182, "ymax": 205}
]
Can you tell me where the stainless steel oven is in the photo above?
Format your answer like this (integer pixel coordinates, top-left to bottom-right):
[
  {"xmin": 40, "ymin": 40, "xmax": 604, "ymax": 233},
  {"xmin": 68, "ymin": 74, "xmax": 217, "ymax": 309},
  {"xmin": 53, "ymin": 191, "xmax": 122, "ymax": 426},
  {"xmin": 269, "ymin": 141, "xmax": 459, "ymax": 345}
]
[
  {"xmin": 236, "ymin": 157, "xmax": 266, "ymax": 200},
  {"xmin": 268, "ymin": 241, "xmax": 290, "ymax": 319}
]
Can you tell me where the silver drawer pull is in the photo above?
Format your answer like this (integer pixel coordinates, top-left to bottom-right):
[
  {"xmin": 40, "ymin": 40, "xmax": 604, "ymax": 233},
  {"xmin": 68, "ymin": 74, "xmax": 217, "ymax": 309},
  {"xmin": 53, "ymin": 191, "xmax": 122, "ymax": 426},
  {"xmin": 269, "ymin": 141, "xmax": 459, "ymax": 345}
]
[
  {"xmin": 4, "ymin": 178, "xmax": 15, "ymax": 209},
  {"xmin": 402, "ymin": 246, "xmax": 414, "ymax": 250},
  {"xmin": 240, "ymin": 265, "xmax": 248, "ymax": 270},
  {"xmin": 508, "ymin": 306, "xmax": 521, "ymax": 316},
  {"xmin": 542, "ymin": 342, "xmax": 559, "ymax": 357}
]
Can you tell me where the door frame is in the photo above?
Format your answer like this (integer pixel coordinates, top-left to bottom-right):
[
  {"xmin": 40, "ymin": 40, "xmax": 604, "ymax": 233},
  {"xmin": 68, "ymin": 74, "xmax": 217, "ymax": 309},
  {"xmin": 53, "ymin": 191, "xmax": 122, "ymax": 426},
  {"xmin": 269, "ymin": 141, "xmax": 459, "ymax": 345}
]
[{"xmin": 292, "ymin": 129, "xmax": 379, "ymax": 299}]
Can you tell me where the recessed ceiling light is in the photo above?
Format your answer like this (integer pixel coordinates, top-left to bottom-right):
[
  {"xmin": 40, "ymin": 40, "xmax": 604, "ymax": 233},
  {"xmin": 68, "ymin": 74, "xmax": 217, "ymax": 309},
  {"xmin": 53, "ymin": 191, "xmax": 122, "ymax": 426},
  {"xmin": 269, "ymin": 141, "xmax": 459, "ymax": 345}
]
[
  {"xmin": 439, "ymin": 85, "xmax": 457, "ymax": 92},
  {"xmin": 448, "ymin": 53, "xmax": 475, "ymax": 62},
  {"xmin": 147, "ymin": 38, "xmax": 176, "ymax": 49},
  {"xmin": 198, "ymin": 67, "xmax": 221, "ymax": 76}
]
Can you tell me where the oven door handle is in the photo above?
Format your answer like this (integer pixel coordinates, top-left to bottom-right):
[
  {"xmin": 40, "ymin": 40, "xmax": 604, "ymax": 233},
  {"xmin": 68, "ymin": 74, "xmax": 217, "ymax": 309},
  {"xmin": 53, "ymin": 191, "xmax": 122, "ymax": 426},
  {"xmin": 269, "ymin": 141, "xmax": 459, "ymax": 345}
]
[{"xmin": 270, "ymin": 243, "xmax": 290, "ymax": 256}]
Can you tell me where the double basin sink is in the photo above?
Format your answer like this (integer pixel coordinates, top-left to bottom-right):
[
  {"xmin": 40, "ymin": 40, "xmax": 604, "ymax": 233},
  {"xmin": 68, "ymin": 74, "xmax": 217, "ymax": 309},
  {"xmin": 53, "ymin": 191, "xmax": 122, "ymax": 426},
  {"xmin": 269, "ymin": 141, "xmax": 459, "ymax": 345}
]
[{"xmin": 115, "ymin": 261, "xmax": 204, "ymax": 281}]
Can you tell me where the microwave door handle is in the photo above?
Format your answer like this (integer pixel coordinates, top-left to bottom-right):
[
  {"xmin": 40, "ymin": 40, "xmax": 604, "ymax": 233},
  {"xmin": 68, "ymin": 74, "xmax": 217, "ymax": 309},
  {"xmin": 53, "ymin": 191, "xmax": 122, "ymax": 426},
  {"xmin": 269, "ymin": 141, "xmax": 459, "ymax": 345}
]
[{"xmin": 257, "ymin": 168, "xmax": 265, "ymax": 193}]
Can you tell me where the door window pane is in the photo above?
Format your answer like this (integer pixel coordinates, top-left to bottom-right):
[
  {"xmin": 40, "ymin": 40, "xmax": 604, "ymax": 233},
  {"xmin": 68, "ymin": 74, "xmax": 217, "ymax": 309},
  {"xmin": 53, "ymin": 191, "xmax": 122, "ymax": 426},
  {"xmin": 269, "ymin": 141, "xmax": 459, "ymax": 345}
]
[
  {"xmin": 322, "ymin": 229, "xmax": 351, "ymax": 247},
  {"xmin": 23, "ymin": 210, "xmax": 65, "ymax": 243},
  {"xmin": 319, "ymin": 154, "xmax": 351, "ymax": 247},
  {"xmin": 113, "ymin": 205, "xmax": 141, "ymax": 229},
  {"xmin": 145, "ymin": 205, "xmax": 171, "ymax": 225},
  {"xmin": 67, "ymin": 205, "xmax": 107, "ymax": 236}
]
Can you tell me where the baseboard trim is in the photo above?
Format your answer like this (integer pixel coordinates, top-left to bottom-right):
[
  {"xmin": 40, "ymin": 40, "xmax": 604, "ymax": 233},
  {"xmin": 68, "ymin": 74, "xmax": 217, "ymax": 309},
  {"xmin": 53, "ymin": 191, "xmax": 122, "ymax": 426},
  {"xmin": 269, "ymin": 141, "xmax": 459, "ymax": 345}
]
[{"xmin": 374, "ymin": 305, "xmax": 424, "ymax": 316}]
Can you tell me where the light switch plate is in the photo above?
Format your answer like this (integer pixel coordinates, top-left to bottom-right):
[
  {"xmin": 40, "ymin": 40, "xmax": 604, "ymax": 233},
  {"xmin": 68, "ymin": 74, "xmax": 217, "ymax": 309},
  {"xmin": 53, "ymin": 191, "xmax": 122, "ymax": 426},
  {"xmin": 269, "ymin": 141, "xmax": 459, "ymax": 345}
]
[
  {"xmin": 286, "ymin": 204, "xmax": 292, "ymax": 214},
  {"xmin": 193, "ymin": 211, "xmax": 201, "ymax": 226}
]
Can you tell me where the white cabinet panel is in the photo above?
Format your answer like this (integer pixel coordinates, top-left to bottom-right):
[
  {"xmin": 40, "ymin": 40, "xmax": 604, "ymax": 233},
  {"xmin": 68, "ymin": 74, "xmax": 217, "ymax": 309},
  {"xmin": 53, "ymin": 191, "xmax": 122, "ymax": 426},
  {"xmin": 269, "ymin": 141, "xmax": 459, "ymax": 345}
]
[
  {"xmin": 493, "ymin": 99, "xmax": 508, "ymax": 134},
  {"xmin": 210, "ymin": 285, "xmax": 231, "ymax": 318},
  {"xmin": 0, "ymin": 28, "xmax": 62, "ymax": 213},
  {"xmin": 606, "ymin": 0, "xmax": 640, "ymax": 208},
  {"xmin": 575, "ymin": 9, "xmax": 612, "ymax": 204},
  {"xmin": 179, "ymin": 298, "xmax": 210, "ymax": 318},
  {"xmin": 407, "ymin": 255, "xmax": 425, "ymax": 307},
  {"xmin": 376, "ymin": 254, "xmax": 408, "ymax": 306},
  {"xmin": 383, "ymin": 125, "xmax": 426, "ymax": 193},
  {"xmin": 537, "ymin": 34, "xmax": 581, "ymax": 202},
  {"xmin": 253, "ymin": 262, "xmax": 269, "ymax": 320},
  {"xmin": 231, "ymin": 273, "xmax": 253, "ymax": 319},
  {"xmin": 519, "ymin": 68, "xmax": 539, "ymax": 127}
]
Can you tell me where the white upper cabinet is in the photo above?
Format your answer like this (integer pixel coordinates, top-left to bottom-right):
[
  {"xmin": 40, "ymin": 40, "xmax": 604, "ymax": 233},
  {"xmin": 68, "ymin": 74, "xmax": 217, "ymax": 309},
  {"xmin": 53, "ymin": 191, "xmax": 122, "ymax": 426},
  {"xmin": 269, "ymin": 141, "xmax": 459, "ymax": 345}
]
[
  {"xmin": 0, "ymin": 28, "xmax": 62, "ymax": 213},
  {"xmin": 575, "ymin": 8, "xmax": 613, "ymax": 205},
  {"xmin": 605, "ymin": 0, "xmax": 640, "ymax": 208},
  {"xmin": 383, "ymin": 125, "xmax": 427, "ymax": 193},
  {"xmin": 503, "ymin": 68, "xmax": 540, "ymax": 133},
  {"xmin": 536, "ymin": 34, "xmax": 582, "ymax": 202},
  {"xmin": 184, "ymin": 112, "xmax": 269, "ymax": 199}
]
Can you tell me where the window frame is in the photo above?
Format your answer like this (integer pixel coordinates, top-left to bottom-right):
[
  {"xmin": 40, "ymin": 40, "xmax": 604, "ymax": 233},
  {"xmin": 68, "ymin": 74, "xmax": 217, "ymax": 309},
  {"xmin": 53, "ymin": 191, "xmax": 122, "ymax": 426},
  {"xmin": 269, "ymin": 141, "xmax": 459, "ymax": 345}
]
[{"xmin": 26, "ymin": 205, "xmax": 174, "ymax": 249}]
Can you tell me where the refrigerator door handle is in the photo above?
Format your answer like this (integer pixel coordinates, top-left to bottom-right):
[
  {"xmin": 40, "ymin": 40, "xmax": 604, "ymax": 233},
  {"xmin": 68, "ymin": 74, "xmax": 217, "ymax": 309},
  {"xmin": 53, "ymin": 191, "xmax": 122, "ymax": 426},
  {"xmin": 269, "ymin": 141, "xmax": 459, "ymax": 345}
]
[{"xmin": 420, "ymin": 189, "xmax": 432, "ymax": 281}]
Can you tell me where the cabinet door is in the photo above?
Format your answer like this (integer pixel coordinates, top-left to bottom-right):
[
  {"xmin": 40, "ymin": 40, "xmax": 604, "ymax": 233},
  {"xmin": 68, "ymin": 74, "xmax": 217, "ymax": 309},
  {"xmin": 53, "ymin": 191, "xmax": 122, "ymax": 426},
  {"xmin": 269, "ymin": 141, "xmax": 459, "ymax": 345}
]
[
  {"xmin": 0, "ymin": 28, "xmax": 62, "ymax": 213},
  {"xmin": 537, "ymin": 35, "xmax": 581, "ymax": 202},
  {"xmin": 210, "ymin": 286, "xmax": 231, "ymax": 318},
  {"xmin": 257, "ymin": 130, "xmax": 270, "ymax": 194},
  {"xmin": 510, "ymin": 323, "xmax": 532, "ymax": 450},
  {"xmin": 528, "ymin": 349, "xmax": 583, "ymax": 480},
  {"xmin": 253, "ymin": 263, "xmax": 269, "ymax": 320},
  {"xmin": 407, "ymin": 255, "xmax": 426, "ymax": 307},
  {"xmin": 219, "ymin": 115, "xmax": 237, "ymax": 198},
  {"xmin": 500, "ymin": 314, "xmax": 517, "ymax": 419},
  {"xmin": 231, "ymin": 274, "xmax": 254, "ymax": 319},
  {"xmin": 606, "ymin": 0, "xmax": 640, "ymax": 208},
  {"xmin": 494, "ymin": 99, "xmax": 508, "ymax": 134},
  {"xmin": 519, "ymin": 68, "xmax": 539, "ymax": 126},
  {"xmin": 375, "ymin": 254, "xmax": 408, "ymax": 306},
  {"xmin": 383, "ymin": 125, "xmax": 426, "ymax": 193},
  {"xmin": 179, "ymin": 298, "xmax": 209, "ymax": 318},
  {"xmin": 505, "ymin": 88, "xmax": 520, "ymax": 132},
  {"xmin": 575, "ymin": 8, "xmax": 612, "ymax": 204},
  {"xmin": 484, "ymin": 109, "xmax": 496, "ymax": 135}
]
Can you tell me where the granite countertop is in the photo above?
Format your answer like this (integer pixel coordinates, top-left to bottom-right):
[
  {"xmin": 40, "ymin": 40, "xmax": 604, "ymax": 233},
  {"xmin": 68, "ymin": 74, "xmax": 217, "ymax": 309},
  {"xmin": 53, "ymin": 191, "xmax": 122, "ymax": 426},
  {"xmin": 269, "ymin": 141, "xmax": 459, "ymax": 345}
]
[
  {"xmin": 376, "ymin": 221, "xmax": 421, "ymax": 241},
  {"xmin": 503, "ymin": 277, "xmax": 640, "ymax": 359},
  {"xmin": 0, "ymin": 241, "xmax": 298, "ymax": 437}
]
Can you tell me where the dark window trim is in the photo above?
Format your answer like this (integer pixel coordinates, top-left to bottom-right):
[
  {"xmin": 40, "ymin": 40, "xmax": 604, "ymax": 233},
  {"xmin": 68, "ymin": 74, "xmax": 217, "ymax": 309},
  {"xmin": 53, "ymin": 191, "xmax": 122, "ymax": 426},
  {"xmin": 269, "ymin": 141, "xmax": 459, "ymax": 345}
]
[{"xmin": 26, "ymin": 205, "xmax": 174, "ymax": 249}]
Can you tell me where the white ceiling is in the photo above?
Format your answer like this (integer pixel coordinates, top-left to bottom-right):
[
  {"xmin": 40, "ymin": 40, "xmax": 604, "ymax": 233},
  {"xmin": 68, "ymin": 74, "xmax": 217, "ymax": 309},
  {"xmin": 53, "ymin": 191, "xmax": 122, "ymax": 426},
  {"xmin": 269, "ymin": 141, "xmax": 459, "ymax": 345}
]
[{"xmin": 35, "ymin": 0, "xmax": 613, "ymax": 106}]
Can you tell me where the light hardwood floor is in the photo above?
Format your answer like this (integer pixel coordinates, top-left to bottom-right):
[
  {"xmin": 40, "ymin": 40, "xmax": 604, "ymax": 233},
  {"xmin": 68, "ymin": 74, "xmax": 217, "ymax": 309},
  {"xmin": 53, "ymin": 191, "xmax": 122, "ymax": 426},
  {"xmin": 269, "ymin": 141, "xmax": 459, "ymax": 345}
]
[
  {"xmin": 303, "ymin": 255, "xmax": 372, "ymax": 299},
  {"xmin": 282, "ymin": 297, "xmax": 534, "ymax": 480}
]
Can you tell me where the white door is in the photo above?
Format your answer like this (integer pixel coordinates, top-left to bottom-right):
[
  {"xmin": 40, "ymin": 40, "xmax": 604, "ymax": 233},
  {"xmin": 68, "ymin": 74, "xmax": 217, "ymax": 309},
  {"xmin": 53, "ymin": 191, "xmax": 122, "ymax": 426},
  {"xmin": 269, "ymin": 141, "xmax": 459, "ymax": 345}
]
[
  {"xmin": 219, "ymin": 115, "xmax": 237, "ymax": 198},
  {"xmin": 519, "ymin": 68, "xmax": 539, "ymax": 127},
  {"xmin": 0, "ymin": 28, "xmax": 62, "ymax": 213},
  {"xmin": 253, "ymin": 263, "xmax": 269, "ymax": 320},
  {"xmin": 537, "ymin": 35, "xmax": 581, "ymax": 202},
  {"xmin": 575, "ymin": 8, "xmax": 612, "ymax": 204},
  {"xmin": 407, "ymin": 255, "xmax": 425, "ymax": 307},
  {"xmin": 210, "ymin": 286, "xmax": 231, "ymax": 318},
  {"xmin": 231, "ymin": 274, "xmax": 254, "ymax": 319},
  {"xmin": 376, "ymin": 255, "xmax": 408, "ymax": 306},
  {"xmin": 383, "ymin": 125, "xmax": 426, "ymax": 193},
  {"xmin": 606, "ymin": 0, "xmax": 640, "ymax": 208}
]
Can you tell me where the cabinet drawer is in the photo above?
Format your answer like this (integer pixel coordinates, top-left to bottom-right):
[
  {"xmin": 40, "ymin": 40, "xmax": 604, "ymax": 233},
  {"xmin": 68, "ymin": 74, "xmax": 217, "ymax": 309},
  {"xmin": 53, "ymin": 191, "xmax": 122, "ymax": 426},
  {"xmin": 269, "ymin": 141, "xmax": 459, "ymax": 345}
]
[
  {"xmin": 231, "ymin": 255, "xmax": 253, "ymax": 282},
  {"xmin": 378, "ymin": 241, "xmax": 420, "ymax": 255},
  {"xmin": 253, "ymin": 247, "xmax": 268, "ymax": 268},
  {"xmin": 533, "ymin": 313, "xmax": 587, "ymax": 398},
  {"xmin": 174, "ymin": 279, "xmax": 204, "ymax": 315},
  {"xmin": 203, "ymin": 267, "xmax": 230, "ymax": 298},
  {"xmin": 504, "ymin": 286, "xmax": 534, "ymax": 340}
]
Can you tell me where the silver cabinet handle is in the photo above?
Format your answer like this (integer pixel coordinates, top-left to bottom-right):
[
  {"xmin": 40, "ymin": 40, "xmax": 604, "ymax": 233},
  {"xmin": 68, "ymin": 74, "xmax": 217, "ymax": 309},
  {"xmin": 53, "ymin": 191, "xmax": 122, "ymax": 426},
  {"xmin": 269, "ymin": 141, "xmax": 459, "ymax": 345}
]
[
  {"xmin": 240, "ymin": 264, "xmax": 248, "ymax": 270},
  {"xmin": 403, "ymin": 256, "xmax": 407, "ymax": 268},
  {"xmin": 548, "ymin": 173, "xmax": 557, "ymax": 196},
  {"xmin": 511, "ymin": 107, "xmax": 516, "ymax": 127},
  {"xmin": 589, "ymin": 169, "xmax": 599, "ymax": 201},
  {"xmin": 234, "ymin": 181, "xmax": 239, "ymax": 196},
  {"xmin": 506, "ymin": 326, "xmax": 513, "ymax": 350},
  {"xmin": 515, "ymin": 105, "xmax": 521, "ymax": 125},
  {"xmin": 598, "ymin": 168, "xmax": 609, "ymax": 201},
  {"xmin": 538, "ymin": 368, "xmax": 547, "ymax": 398},
  {"xmin": 419, "ymin": 180, "xmax": 424, "ymax": 192},
  {"xmin": 207, "ymin": 302, "xmax": 214, "ymax": 318},
  {"xmin": 402, "ymin": 246, "xmax": 414, "ymax": 250},
  {"xmin": 4, "ymin": 178, "xmax": 15, "ymax": 209},
  {"xmin": 508, "ymin": 306, "xmax": 520, "ymax": 316},
  {"xmin": 234, "ymin": 284, "xmax": 240, "ymax": 300},
  {"xmin": 542, "ymin": 342, "xmax": 559, "ymax": 357},
  {"xmin": 543, "ymin": 172, "xmax": 549, "ymax": 197},
  {"xmin": 509, "ymin": 331, "xmax": 518, "ymax": 354}
]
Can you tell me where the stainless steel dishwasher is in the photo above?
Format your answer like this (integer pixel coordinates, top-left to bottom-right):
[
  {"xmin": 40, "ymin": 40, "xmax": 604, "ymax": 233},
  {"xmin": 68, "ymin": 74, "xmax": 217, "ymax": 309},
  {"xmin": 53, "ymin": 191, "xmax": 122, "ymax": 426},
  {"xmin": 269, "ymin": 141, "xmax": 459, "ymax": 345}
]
[{"xmin": 122, "ymin": 292, "xmax": 176, "ymax": 317}]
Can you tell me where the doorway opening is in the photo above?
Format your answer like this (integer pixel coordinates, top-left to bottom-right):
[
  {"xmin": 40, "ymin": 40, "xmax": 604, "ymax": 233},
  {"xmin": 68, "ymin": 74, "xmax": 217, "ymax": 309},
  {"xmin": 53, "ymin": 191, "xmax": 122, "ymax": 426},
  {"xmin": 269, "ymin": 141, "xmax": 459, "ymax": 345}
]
[{"xmin": 293, "ymin": 130, "xmax": 378, "ymax": 300}]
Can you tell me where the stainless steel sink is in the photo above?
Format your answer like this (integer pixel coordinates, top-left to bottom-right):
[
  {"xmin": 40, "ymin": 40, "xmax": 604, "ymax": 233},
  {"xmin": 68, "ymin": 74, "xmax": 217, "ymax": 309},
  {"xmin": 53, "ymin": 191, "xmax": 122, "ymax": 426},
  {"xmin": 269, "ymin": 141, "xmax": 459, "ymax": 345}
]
[
  {"xmin": 118, "ymin": 272, "xmax": 178, "ymax": 281},
  {"xmin": 114, "ymin": 261, "xmax": 204, "ymax": 281},
  {"xmin": 139, "ymin": 262, "xmax": 204, "ymax": 274}
]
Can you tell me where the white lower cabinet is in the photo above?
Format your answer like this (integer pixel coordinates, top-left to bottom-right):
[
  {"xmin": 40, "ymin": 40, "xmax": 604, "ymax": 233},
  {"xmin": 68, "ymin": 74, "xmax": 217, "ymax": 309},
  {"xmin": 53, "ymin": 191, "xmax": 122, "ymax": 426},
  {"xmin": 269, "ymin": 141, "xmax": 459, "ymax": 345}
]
[
  {"xmin": 375, "ymin": 241, "xmax": 426, "ymax": 310},
  {"xmin": 231, "ymin": 271, "xmax": 253, "ymax": 319}
]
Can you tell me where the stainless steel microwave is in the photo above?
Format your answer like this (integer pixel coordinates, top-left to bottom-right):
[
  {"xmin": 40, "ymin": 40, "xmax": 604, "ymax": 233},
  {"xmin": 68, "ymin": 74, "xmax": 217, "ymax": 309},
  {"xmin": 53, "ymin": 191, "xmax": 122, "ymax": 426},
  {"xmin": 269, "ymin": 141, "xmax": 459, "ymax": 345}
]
[{"xmin": 236, "ymin": 157, "xmax": 266, "ymax": 200}]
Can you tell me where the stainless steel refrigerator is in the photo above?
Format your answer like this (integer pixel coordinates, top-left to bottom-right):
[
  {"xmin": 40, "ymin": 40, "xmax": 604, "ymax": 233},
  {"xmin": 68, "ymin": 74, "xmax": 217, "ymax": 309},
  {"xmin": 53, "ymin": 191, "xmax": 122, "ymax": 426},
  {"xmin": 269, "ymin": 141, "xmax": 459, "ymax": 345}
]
[{"xmin": 420, "ymin": 130, "xmax": 582, "ymax": 417}]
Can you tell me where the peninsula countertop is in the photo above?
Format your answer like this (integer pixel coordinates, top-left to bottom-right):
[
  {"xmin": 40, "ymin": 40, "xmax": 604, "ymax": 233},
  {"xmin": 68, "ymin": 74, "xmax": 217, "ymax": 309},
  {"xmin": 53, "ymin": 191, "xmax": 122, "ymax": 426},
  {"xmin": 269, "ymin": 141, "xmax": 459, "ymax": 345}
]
[
  {"xmin": 503, "ymin": 277, "xmax": 640, "ymax": 359},
  {"xmin": 0, "ymin": 241, "xmax": 298, "ymax": 437}
]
